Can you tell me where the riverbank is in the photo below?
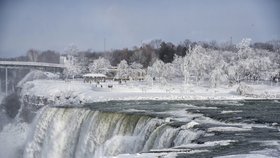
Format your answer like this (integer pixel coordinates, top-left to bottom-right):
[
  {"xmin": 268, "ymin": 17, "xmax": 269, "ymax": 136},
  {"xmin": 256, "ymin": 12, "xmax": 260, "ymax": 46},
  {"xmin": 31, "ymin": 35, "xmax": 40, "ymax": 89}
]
[{"xmin": 20, "ymin": 79, "xmax": 280, "ymax": 106}]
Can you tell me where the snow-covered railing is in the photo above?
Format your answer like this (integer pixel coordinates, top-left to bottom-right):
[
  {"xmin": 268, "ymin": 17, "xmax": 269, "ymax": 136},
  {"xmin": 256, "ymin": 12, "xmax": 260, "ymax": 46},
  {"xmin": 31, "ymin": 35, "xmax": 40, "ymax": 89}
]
[
  {"xmin": 0, "ymin": 61, "xmax": 65, "ymax": 69},
  {"xmin": 0, "ymin": 61, "xmax": 65, "ymax": 96}
]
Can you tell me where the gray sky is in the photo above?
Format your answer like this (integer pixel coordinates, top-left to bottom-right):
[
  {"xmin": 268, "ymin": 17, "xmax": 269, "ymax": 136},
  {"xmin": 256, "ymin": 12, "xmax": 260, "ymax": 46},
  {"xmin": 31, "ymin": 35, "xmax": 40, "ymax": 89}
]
[{"xmin": 0, "ymin": 0, "xmax": 279, "ymax": 57}]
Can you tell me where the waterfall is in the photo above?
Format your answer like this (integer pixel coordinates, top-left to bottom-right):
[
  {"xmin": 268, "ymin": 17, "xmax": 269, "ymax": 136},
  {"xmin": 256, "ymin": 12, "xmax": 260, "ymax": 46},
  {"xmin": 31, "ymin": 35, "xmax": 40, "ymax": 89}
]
[{"xmin": 24, "ymin": 107, "xmax": 203, "ymax": 158}]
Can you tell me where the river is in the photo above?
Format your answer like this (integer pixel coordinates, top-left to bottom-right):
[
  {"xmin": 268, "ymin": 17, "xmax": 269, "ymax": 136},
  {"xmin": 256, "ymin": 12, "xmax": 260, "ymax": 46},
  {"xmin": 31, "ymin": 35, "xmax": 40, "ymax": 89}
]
[{"xmin": 1, "ymin": 100, "xmax": 280, "ymax": 158}]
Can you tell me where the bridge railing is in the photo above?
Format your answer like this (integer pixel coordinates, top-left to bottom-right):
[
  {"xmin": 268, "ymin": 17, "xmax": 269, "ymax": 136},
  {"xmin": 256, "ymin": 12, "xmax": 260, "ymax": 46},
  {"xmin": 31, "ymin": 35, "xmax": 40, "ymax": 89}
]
[
  {"xmin": 0, "ymin": 60, "xmax": 66, "ymax": 96},
  {"xmin": 0, "ymin": 61, "xmax": 65, "ymax": 68}
]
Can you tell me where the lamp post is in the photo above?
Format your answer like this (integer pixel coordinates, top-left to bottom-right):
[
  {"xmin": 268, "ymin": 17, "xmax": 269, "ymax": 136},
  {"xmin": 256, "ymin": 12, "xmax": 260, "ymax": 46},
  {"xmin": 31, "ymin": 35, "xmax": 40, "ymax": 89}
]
[{"xmin": 5, "ymin": 67, "xmax": 8, "ymax": 96}]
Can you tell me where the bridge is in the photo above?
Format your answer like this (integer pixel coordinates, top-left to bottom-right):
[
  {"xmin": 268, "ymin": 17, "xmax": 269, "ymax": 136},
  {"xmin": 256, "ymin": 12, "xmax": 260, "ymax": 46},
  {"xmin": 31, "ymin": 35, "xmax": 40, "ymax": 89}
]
[{"xmin": 0, "ymin": 61, "xmax": 66, "ymax": 96}]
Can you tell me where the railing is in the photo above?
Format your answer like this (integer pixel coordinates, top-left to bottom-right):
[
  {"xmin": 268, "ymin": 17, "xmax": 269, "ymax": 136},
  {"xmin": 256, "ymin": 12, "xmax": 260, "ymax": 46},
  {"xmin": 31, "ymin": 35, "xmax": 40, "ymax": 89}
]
[
  {"xmin": 0, "ymin": 61, "xmax": 65, "ymax": 68},
  {"xmin": 0, "ymin": 61, "xmax": 65, "ymax": 96}
]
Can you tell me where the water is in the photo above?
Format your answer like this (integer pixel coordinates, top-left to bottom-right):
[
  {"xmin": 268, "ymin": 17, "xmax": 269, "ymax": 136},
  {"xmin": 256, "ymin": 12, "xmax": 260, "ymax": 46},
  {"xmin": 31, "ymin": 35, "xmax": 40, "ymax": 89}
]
[
  {"xmin": 2, "ymin": 100, "xmax": 280, "ymax": 158},
  {"xmin": 24, "ymin": 107, "xmax": 203, "ymax": 157}
]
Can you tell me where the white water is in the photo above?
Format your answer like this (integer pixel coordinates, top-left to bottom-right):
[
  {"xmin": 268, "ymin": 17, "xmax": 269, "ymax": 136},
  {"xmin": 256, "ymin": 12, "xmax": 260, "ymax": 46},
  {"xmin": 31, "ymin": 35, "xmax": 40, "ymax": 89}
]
[
  {"xmin": 0, "ymin": 121, "xmax": 29, "ymax": 158},
  {"xmin": 23, "ymin": 107, "xmax": 203, "ymax": 158}
]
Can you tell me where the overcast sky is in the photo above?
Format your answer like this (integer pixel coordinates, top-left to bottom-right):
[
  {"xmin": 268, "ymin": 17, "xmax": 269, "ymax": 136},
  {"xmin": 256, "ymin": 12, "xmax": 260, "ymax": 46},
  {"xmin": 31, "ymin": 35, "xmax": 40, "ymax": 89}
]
[{"xmin": 0, "ymin": 0, "xmax": 279, "ymax": 57}]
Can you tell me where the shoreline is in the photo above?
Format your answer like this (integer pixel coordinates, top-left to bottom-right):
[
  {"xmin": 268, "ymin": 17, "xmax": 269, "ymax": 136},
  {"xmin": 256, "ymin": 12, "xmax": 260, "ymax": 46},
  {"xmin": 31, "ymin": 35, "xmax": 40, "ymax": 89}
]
[
  {"xmin": 19, "ymin": 79, "xmax": 280, "ymax": 107},
  {"xmin": 53, "ymin": 98, "xmax": 280, "ymax": 109}
]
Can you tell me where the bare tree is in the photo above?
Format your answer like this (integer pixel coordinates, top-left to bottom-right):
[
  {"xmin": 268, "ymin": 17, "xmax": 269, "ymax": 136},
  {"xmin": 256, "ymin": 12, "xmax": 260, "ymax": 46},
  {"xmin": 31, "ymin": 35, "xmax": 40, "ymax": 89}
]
[{"xmin": 27, "ymin": 49, "xmax": 39, "ymax": 62}]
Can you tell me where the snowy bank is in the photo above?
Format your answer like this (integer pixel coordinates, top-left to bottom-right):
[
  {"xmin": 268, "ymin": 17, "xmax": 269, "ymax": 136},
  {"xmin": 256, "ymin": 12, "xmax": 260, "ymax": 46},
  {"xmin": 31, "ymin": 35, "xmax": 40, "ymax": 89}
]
[
  {"xmin": 237, "ymin": 82, "xmax": 280, "ymax": 99},
  {"xmin": 20, "ymin": 80, "xmax": 280, "ymax": 106}
]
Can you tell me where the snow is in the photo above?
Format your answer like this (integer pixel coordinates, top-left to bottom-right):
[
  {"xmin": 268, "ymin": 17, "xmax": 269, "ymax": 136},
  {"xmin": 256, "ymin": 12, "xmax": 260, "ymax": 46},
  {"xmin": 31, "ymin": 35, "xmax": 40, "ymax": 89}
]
[
  {"xmin": 177, "ymin": 140, "xmax": 237, "ymax": 149},
  {"xmin": 237, "ymin": 83, "xmax": 280, "ymax": 98},
  {"xmin": 185, "ymin": 121, "xmax": 200, "ymax": 129},
  {"xmin": 111, "ymin": 152, "xmax": 177, "ymax": 158},
  {"xmin": 112, "ymin": 149, "xmax": 209, "ymax": 158},
  {"xmin": 20, "ymin": 79, "xmax": 280, "ymax": 106},
  {"xmin": 221, "ymin": 110, "xmax": 242, "ymax": 114},
  {"xmin": 244, "ymin": 84, "xmax": 280, "ymax": 98},
  {"xmin": 83, "ymin": 73, "xmax": 107, "ymax": 78},
  {"xmin": 236, "ymin": 83, "xmax": 254, "ymax": 95}
]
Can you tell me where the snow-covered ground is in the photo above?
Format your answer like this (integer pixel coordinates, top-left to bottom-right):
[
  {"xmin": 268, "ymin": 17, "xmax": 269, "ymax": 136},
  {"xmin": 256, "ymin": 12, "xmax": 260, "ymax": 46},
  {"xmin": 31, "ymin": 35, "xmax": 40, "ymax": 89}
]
[{"xmin": 20, "ymin": 79, "xmax": 280, "ymax": 106}]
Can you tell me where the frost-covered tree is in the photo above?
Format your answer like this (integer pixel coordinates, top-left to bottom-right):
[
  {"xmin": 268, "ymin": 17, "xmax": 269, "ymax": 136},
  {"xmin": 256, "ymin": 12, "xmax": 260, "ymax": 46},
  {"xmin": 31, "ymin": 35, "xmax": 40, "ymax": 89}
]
[
  {"xmin": 237, "ymin": 38, "xmax": 252, "ymax": 51},
  {"xmin": 63, "ymin": 57, "xmax": 81, "ymax": 80},
  {"xmin": 129, "ymin": 62, "xmax": 144, "ymax": 80},
  {"xmin": 224, "ymin": 38, "xmax": 276, "ymax": 83},
  {"xmin": 63, "ymin": 45, "xmax": 81, "ymax": 80},
  {"xmin": 115, "ymin": 60, "xmax": 129, "ymax": 80},
  {"xmin": 226, "ymin": 38, "xmax": 253, "ymax": 83},
  {"xmin": 246, "ymin": 56, "xmax": 273, "ymax": 81},
  {"xmin": 226, "ymin": 64, "xmax": 241, "ymax": 83},
  {"xmin": 89, "ymin": 57, "xmax": 111, "ymax": 74},
  {"xmin": 182, "ymin": 55, "xmax": 191, "ymax": 84},
  {"xmin": 147, "ymin": 59, "xmax": 165, "ymax": 82},
  {"xmin": 172, "ymin": 55, "xmax": 184, "ymax": 79},
  {"xmin": 60, "ymin": 38, "xmax": 279, "ymax": 87},
  {"xmin": 187, "ymin": 45, "xmax": 211, "ymax": 85},
  {"xmin": 210, "ymin": 67, "xmax": 227, "ymax": 87},
  {"xmin": 162, "ymin": 63, "xmax": 175, "ymax": 81}
]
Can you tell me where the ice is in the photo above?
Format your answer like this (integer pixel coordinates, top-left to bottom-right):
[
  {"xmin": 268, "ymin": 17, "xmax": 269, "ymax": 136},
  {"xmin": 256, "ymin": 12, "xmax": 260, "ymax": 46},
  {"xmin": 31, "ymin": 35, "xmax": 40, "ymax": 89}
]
[
  {"xmin": 112, "ymin": 149, "xmax": 209, "ymax": 158},
  {"xmin": 177, "ymin": 140, "xmax": 237, "ymax": 148},
  {"xmin": 221, "ymin": 110, "xmax": 242, "ymax": 114},
  {"xmin": 111, "ymin": 152, "xmax": 177, "ymax": 158},
  {"xmin": 185, "ymin": 121, "xmax": 199, "ymax": 129}
]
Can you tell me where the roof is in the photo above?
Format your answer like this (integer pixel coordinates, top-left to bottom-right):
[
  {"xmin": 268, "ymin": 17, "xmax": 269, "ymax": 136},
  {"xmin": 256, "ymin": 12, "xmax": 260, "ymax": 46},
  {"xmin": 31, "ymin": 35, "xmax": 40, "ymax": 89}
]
[{"xmin": 83, "ymin": 73, "xmax": 107, "ymax": 78}]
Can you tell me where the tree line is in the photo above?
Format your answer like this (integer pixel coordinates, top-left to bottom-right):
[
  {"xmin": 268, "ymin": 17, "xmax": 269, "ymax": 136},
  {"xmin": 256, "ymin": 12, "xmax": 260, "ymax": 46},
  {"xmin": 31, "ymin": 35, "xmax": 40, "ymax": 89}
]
[
  {"xmin": 61, "ymin": 38, "xmax": 280, "ymax": 87},
  {"xmin": 2, "ymin": 39, "xmax": 279, "ymax": 67},
  {"xmin": 1, "ymin": 38, "xmax": 280, "ymax": 87}
]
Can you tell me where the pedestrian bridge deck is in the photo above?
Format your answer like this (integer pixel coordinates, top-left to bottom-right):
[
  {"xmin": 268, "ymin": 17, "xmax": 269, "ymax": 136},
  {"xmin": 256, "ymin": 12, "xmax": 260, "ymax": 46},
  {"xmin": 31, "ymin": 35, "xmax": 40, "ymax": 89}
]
[{"xmin": 0, "ymin": 61, "xmax": 65, "ymax": 69}]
